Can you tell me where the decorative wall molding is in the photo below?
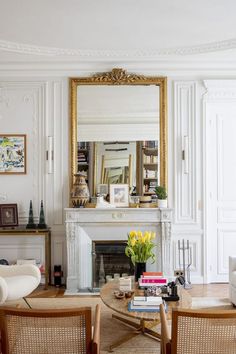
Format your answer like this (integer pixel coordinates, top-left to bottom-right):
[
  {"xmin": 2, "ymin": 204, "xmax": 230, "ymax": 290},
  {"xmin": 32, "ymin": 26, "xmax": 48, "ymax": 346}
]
[
  {"xmin": 203, "ymin": 80, "xmax": 236, "ymax": 100},
  {"xmin": 52, "ymin": 81, "xmax": 64, "ymax": 225},
  {"xmin": 0, "ymin": 80, "xmax": 47, "ymax": 223},
  {"xmin": 174, "ymin": 81, "xmax": 198, "ymax": 224},
  {"xmin": 1, "ymin": 38, "xmax": 236, "ymax": 58}
]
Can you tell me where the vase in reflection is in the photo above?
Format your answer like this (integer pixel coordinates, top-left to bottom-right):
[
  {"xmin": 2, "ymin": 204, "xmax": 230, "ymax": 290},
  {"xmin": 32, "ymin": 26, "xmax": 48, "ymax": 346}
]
[{"xmin": 71, "ymin": 173, "xmax": 90, "ymax": 208}]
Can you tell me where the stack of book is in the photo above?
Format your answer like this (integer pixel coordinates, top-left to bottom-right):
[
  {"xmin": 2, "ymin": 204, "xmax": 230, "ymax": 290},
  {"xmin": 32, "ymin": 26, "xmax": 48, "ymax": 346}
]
[
  {"xmin": 138, "ymin": 272, "xmax": 168, "ymax": 288},
  {"xmin": 128, "ymin": 296, "xmax": 165, "ymax": 312},
  {"xmin": 78, "ymin": 152, "xmax": 87, "ymax": 164}
]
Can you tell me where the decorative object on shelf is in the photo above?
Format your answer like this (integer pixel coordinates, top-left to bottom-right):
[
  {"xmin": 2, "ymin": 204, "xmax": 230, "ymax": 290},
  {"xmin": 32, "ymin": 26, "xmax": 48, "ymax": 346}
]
[
  {"xmin": 139, "ymin": 196, "xmax": 152, "ymax": 208},
  {"xmin": 146, "ymin": 285, "xmax": 162, "ymax": 296},
  {"xmin": 0, "ymin": 134, "xmax": 26, "ymax": 174},
  {"xmin": 0, "ymin": 204, "xmax": 18, "ymax": 228},
  {"xmin": 26, "ymin": 200, "xmax": 36, "ymax": 229},
  {"xmin": 0, "ymin": 259, "xmax": 9, "ymax": 265},
  {"xmin": 96, "ymin": 195, "xmax": 115, "ymax": 209},
  {"xmin": 114, "ymin": 290, "xmax": 125, "ymax": 299},
  {"xmin": 96, "ymin": 184, "xmax": 108, "ymax": 197},
  {"xmin": 109, "ymin": 184, "xmax": 129, "ymax": 207},
  {"xmin": 155, "ymin": 185, "xmax": 168, "ymax": 208},
  {"xmin": 37, "ymin": 200, "xmax": 47, "ymax": 229},
  {"xmin": 71, "ymin": 172, "xmax": 90, "ymax": 208},
  {"xmin": 129, "ymin": 195, "xmax": 140, "ymax": 208},
  {"xmin": 54, "ymin": 265, "xmax": 63, "ymax": 287},
  {"xmin": 125, "ymin": 230, "xmax": 156, "ymax": 281},
  {"xmin": 119, "ymin": 276, "xmax": 132, "ymax": 291}
]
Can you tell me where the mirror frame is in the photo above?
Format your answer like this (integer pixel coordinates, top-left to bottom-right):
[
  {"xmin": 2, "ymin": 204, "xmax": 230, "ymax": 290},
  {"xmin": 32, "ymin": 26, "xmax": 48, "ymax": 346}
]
[{"xmin": 70, "ymin": 68, "xmax": 167, "ymax": 205}]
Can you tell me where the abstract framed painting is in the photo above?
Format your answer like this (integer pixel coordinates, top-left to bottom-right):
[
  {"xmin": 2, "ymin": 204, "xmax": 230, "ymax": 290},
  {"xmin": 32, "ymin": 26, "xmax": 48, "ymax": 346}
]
[{"xmin": 0, "ymin": 134, "xmax": 26, "ymax": 174}]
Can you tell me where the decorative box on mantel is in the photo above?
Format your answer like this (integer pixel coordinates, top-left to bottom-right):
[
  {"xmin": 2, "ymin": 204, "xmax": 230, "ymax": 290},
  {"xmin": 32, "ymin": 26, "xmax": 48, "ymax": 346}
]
[{"xmin": 65, "ymin": 207, "xmax": 172, "ymax": 294}]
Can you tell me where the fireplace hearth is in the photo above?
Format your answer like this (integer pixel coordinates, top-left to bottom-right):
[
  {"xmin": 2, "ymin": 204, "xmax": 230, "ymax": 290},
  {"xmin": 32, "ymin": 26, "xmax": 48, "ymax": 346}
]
[{"xmin": 92, "ymin": 241, "xmax": 134, "ymax": 289}]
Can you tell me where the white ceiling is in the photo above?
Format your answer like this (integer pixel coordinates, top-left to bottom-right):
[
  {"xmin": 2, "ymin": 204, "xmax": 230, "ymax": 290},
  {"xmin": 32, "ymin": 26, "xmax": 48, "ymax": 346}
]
[{"xmin": 0, "ymin": 0, "xmax": 236, "ymax": 55}]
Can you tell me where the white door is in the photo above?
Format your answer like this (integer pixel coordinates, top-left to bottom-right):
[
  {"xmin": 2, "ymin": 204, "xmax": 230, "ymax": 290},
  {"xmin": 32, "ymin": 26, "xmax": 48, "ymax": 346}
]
[{"xmin": 206, "ymin": 103, "xmax": 236, "ymax": 282}]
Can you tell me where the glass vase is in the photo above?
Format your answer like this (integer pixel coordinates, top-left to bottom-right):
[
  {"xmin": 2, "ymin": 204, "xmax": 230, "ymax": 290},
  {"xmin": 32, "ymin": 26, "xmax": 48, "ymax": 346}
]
[{"xmin": 134, "ymin": 262, "xmax": 146, "ymax": 282}]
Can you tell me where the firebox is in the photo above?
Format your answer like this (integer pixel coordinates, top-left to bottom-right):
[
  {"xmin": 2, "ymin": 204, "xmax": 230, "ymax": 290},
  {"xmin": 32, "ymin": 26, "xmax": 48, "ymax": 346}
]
[{"xmin": 92, "ymin": 241, "xmax": 134, "ymax": 289}]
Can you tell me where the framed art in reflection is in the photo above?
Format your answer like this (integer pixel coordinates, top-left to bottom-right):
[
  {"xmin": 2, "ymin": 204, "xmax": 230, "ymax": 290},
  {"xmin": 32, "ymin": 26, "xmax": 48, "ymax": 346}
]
[{"xmin": 110, "ymin": 184, "xmax": 129, "ymax": 207}]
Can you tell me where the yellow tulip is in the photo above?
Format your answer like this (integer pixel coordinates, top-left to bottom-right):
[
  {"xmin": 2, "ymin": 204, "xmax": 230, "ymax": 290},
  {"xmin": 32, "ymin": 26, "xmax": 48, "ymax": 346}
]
[
  {"xmin": 151, "ymin": 232, "xmax": 156, "ymax": 239},
  {"xmin": 130, "ymin": 238, "xmax": 136, "ymax": 247},
  {"xmin": 137, "ymin": 231, "xmax": 143, "ymax": 239},
  {"xmin": 141, "ymin": 235, "xmax": 146, "ymax": 243},
  {"xmin": 129, "ymin": 230, "xmax": 137, "ymax": 238}
]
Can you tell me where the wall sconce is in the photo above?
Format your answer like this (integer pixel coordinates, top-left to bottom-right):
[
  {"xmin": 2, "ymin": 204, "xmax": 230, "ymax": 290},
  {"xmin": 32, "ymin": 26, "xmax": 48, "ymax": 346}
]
[
  {"xmin": 46, "ymin": 136, "xmax": 53, "ymax": 174},
  {"xmin": 182, "ymin": 135, "xmax": 189, "ymax": 174}
]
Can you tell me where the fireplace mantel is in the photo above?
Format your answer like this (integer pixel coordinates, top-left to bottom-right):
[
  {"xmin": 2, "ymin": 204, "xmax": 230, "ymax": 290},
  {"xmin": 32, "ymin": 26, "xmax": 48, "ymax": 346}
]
[{"xmin": 65, "ymin": 207, "xmax": 172, "ymax": 293}]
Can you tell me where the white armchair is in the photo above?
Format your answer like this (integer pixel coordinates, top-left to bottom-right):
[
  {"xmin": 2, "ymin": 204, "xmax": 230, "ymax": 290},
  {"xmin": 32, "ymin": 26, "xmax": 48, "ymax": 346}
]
[
  {"xmin": 0, "ymin": 264, "xmax": 41, "ymax": 304},
  {"xmin": 229, "ymin": 256, "xmax": 236, "ymax": 306}
]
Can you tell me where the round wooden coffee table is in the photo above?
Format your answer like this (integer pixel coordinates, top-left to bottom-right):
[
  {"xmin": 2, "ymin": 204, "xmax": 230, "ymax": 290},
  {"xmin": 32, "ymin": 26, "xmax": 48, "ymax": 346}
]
[{"xmin": 100, "ymin": 280, "xmax": 192, "ymax": 352}]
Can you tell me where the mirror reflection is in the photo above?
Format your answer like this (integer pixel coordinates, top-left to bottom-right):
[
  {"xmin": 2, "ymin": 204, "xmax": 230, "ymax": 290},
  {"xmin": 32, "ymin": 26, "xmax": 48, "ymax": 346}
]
[
  {"xmin": 96, "ymin": 141, "xmax": 135, "ymax": 188},
  {"xmin": 76, "ymin": 85, "xmax": 159, "ymax": 195},
  {"xmin": 70, "ymin": 69, "xmax": 167, "ymax": 205}
]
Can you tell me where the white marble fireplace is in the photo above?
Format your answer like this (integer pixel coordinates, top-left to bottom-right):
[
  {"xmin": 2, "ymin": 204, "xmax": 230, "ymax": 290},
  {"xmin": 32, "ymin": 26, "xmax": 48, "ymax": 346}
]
[{"xmin": 65, "ymin": 207, "xmax": 172, "ymax": 294}]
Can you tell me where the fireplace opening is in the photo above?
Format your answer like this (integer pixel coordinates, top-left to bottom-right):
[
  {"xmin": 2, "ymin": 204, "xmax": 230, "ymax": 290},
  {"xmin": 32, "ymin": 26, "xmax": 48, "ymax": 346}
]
[{"xmin": 92, "ymin": 241, "xmax": 134, "ymax": 289}]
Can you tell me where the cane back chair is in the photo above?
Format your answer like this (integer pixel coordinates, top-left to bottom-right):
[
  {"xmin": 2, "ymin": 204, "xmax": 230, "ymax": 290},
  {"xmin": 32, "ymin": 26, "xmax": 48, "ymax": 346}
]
[
  {"xmin": 160, "ymin": 304, "xmax": 236, "ymax": 354},
  {"xmin": 0, "ymin": 305, "xmax": 101, "ymax": 354}
]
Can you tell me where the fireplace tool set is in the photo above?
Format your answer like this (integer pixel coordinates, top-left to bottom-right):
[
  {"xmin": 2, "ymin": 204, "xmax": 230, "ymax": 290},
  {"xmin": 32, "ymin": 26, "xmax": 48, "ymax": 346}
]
[{"xmin": 177, "ymin": 239, "xmax": 192, "ymax": 289}]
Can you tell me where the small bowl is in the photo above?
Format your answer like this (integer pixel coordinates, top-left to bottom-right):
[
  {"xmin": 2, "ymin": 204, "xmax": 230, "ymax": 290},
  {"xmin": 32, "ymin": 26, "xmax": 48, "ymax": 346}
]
[
  {"xmin": 125, "ymin": 291, "xmax": 134, "ymax": 298},
  {"xmin": 114, "ymin": 291, "xmax": 125, "ymax": 299}
]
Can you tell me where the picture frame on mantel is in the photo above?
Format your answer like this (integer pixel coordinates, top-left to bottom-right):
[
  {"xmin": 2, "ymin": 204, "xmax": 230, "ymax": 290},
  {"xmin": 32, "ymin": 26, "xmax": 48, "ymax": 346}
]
[
  {"xmin": 0, "ymin": 204, "xmax": 18, "ymax": 227},
  {"xmin": 110, "ymin": 184, "xmax": 129, "ymax": 207},
  {"xmin": 0, "ymin": 134, "xmax": 26, "ymax": 174}
]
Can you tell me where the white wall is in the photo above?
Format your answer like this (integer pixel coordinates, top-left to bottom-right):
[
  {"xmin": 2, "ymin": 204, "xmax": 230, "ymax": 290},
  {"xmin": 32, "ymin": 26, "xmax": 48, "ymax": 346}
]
[{"xmin": 1, "ymin": 53, "xmax": 236, "ymax": 283}]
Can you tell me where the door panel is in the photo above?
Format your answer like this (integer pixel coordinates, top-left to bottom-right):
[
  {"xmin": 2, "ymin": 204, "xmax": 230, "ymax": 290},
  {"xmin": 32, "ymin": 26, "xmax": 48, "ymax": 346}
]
[{"xmin": 207, "ymin": 106, "xmax": 236, "ymax": 282}]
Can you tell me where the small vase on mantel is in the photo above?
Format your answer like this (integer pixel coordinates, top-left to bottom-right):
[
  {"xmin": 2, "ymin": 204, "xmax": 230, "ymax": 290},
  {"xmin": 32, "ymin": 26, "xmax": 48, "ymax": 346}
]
[
  {"xmin": 71, "ymin": 173, "xmax": 90, "ymax": 208},
  {"xmin": 134, "ymin": 262, "xmax": 146, "ymax": 282}
]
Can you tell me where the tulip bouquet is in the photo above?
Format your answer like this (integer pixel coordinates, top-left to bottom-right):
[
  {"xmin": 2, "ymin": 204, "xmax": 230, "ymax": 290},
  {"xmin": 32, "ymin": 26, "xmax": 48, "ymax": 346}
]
[{"xmin": 125, "ymin": 230, "xmax": 156, "ymax": 265}]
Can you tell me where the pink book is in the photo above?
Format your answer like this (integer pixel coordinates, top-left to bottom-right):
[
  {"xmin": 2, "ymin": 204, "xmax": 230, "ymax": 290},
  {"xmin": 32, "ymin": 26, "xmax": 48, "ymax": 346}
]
[{"xmin": 140, "ymin": 278, "xmax": 167, "ymax": 284}]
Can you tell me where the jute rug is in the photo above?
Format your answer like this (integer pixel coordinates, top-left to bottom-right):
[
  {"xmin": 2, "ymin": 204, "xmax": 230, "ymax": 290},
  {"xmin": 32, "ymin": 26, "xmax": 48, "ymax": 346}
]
[
  {"xmin": 27, "ymin": 297, "xmax": 161, "ymax": 354},
  {"xmin": 1, "ymin": 296, "xmax": 234, "ymax": 354}
]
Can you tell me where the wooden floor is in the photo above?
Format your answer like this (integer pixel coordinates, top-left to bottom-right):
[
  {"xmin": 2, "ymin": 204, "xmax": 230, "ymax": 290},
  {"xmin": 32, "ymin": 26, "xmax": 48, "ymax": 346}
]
[{"xmin": 29, "ymin": 283, "xmax": 230, "ymax": 298}]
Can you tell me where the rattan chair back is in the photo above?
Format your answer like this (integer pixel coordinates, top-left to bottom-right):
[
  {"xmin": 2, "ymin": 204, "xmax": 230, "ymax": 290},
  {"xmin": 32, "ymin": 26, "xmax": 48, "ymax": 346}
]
[
  {"xmin": 161, "ymin": 306, "xmax": 236, "ymax": 354},
  {"xmin": 0, "ymin": 305, "xmax": 100, "ymax": 354}
]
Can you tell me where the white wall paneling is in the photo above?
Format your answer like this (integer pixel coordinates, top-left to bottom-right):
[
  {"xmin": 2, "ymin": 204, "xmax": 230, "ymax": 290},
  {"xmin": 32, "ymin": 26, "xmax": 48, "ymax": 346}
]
[
  {"xmin": 204, "ymin": 80, "xmax": 236, "ymax": 282},
  {"xmin": 0, "ymin": 80, "xmax": 47, "ymax": 223},
  {"xmin": 174, "ymin": 81, "xmax": 197, "ymax": 225}
]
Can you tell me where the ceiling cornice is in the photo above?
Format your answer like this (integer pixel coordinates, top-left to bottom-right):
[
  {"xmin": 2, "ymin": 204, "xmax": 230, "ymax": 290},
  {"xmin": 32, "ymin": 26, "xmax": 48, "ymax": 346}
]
[{"xmin": 1, "ymin": 38, "xmax": 236, "ymax": 57}]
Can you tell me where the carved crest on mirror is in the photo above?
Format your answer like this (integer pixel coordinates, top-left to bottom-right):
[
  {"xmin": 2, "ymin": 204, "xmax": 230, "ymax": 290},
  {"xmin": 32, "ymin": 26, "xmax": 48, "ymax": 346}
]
[
  {"xmin": 90, "ymin": 68, "xmax": 146, "ymax": 84},
  {"xmin": 70, "ymin": 68, "xmax": 167, "ymax": 207}
]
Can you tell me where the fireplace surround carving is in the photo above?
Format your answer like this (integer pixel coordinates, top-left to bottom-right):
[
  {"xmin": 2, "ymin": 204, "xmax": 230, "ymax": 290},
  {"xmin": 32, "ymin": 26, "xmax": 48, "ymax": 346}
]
[{"xmin": 65, "ymin": 207, "xmax": 172, "ymax": 294}]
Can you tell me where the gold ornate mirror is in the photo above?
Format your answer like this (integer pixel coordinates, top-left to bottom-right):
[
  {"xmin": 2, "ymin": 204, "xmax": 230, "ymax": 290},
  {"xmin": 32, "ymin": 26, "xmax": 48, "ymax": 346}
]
[{"xmin": 70, "ymin": 69, "xmax": 167, "ymax": 206}]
